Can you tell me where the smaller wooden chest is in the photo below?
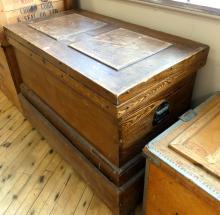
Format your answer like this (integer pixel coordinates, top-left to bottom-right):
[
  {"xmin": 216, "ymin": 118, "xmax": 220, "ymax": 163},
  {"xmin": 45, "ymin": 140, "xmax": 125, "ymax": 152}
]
[{"xmin": 143, "ymin": 93, "xmax": 220, "ymax": 215}]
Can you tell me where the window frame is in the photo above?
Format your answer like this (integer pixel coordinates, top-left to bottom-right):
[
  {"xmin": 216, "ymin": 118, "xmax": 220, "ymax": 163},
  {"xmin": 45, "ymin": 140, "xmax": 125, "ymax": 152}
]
[{"xmin": 122, "ymin": 0, "xmax": 220, "ymax": 18}]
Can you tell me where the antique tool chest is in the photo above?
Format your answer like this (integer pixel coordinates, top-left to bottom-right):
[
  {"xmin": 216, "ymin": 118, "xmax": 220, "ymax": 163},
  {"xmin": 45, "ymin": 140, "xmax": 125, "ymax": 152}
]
[
  {"xmin": 143, "ymin": 93, "xmax": 220, "ymax": 215},
  {"xmin": 0, "ymin": 0, "xmax": 76, "ymax": 111},
  {"xmin": 4, "ymin": 10, "xmax": 209, "ymax": 214}
]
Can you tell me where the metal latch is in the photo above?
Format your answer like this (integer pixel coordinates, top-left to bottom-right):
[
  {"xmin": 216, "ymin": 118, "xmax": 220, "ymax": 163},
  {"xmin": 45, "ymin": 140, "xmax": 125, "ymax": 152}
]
[{"xmin": 179, "ymin": 109, "xmax": 197, "ymax": 122}]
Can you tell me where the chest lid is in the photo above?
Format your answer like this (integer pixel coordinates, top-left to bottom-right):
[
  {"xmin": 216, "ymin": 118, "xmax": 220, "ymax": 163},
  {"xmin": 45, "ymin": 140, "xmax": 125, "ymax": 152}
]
[
  {"xmin": 170, "ymin": 102, "xmax": 220, "ymax": 179},
  {"xmin": 144, "ymin": 93, "xmax": 220, "ymax": 201},
  {"xmin": 29, "ymin": 14, "xmax": 172, "ymax": 70},
  {"xmin": 4, "ymin": 10, "xmax": 209, "ymax": 105}
]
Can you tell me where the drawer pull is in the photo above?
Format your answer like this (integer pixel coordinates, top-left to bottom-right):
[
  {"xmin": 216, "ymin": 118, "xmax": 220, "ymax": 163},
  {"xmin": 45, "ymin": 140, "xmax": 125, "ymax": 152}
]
[{"xmin": 153, "ymin": 101, "xmax": 170, "ymax": 126}]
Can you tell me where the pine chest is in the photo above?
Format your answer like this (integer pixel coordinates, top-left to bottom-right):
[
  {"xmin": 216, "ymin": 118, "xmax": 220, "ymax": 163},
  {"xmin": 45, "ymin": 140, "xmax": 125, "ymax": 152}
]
[
  {"xmin": 143, "ymin": 93, "xmax": 220, "ymax": 215},
  {"xmin": 4, "ymin": 10, "xmax": 209, "ymax": 215}
]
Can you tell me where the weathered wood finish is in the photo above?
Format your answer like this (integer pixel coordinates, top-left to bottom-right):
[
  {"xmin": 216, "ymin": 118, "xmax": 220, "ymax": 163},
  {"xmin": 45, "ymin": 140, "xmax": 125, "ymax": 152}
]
[
  {"xmin": 143, "ymin": 93, "xmax": 220, "ymax": 215},
  {"xmin": 4, "ymin": 10, "xmax": 209, "ymax": 104},
  {"xmin": 29, "ymin": 13, "xmax": 107, "ymax": 40},
  {"xmin": 13, "ymin": 43, "xmax": 198, "ymax": 166},
  {"xmin": 5, "ymin": 10, "xmax": 209, "ymax": 214},
  {"xmin": 119, "ymin": 72, "xmax": 196, "ymax": 163},
  {"xmin": 169, "ymin": 100, "xmax": 220, "ymax": 178},
  {"xmin": 20, "ymin": 83, "xmax": 145, "ymax": 186},
  {"xmin": 69, "ymin": 28, "xmax": 172, "ymax": 70},
  {"xmin": 19, "ymin": 94, "xmax": 144, "ymax": 215},
  {"xmin": 5, "ymin": 10, "xmax": 209, "ymax": 166}
]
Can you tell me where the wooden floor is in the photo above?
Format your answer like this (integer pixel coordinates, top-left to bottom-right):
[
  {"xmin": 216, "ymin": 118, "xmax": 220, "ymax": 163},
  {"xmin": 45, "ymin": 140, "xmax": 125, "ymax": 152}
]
[{"xmin": 0, "ymin": 91, "xmax": 142, "ymax": 215}]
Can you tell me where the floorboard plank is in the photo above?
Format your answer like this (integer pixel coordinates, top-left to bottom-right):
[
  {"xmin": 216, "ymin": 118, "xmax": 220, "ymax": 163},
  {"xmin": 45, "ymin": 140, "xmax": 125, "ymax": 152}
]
[
  {"xmin": 0, "ymin": 92, "xmax": 143, "ymax": 215},
  {"xmin": 0, "ymin": 112, "xmax": 25, "ymax": 143},
  {"xmin": 0, "ymin": 99, "xmax": 13, "ymax": 115},
  {"xmin": 25, "ymin": 161, "xmax": 73, "ymax": 215},
  {"xmin": 6, "ymin": 153, "xmax": 60, "ymax": 215},
  {"xmin": 0, "ymin": 120, "xmax": 32, "ymax": 157},
  {"xmin": 0, "ymin": 107, "xmax": 18, "ymax": 130},
  {"xmin": 38, "ymin": 165, "xmax": 73, "ymax": 215},
  {"xmin": 0, "ymin": 173, "xmax": 30, "ymax": 214},
  {"xmin": 0, "ymin": 130, "xmax": 41, "ymax": 176},
  {"xmin": 74, "ymin": 187, "xmax": 94, "ymax": 215},
  {"xmin": 51, "ymin": 173, "xmax": 87, "ymax": 215},
  {"xmin": 86, "ymin": 196, "xmax": 112, "ymax": 215},
  {"xmin": 0, "ymin": 135, "xmax": 43, "ymax": 202}
]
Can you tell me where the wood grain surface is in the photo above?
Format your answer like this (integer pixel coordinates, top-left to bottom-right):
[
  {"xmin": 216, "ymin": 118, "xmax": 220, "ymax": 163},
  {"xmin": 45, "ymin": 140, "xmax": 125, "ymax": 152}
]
[
  {"xmin": 144, "ymin": 93, "xmax": 220, "ymax": 215},
  {"xmin": 5, "ymin": 10, "xmax": 209, "ymax": 167},
  {"xmin": 29, "ymin": 13, "xmax": 106, "ymax": 40},
  {"xmin": 144, "ymin": 163, "xmax": 220, "ymax": 215},
  {"xmin": 70, "ymin": 28, "xmax": 172, "ymax": 70},
  {"xmin": 4, "ymin": 10, "xmax": 210, "ymax": 214},
  {"xmin": 169, "ymin": 97, "xmax": 220, "ymax": 179}
]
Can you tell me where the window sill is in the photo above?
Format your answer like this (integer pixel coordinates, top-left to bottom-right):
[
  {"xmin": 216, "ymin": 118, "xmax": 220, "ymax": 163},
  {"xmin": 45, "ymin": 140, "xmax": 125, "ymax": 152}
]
[{"xmin": 122, "ymin": 0, "xmax": 220, "ymax": 19}]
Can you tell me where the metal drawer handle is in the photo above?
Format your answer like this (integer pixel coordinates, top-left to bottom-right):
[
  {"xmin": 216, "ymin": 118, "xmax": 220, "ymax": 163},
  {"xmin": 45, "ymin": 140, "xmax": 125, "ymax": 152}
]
[{"xmin": 153, "ymin": 101, "xmax": 170, "ymax": 126}]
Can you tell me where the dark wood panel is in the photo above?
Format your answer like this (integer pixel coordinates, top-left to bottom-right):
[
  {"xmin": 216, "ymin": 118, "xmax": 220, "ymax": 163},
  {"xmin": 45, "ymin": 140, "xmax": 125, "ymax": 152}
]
[{"xmin": 64, "ymin": 0, "xmax": 78, "ymax": 10}]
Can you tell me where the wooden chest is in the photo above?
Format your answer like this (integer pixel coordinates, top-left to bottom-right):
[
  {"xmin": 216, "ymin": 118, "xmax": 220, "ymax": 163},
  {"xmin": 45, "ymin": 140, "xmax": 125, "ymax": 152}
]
[
  {"xmin": 0, "ymin": 0, "xmax": 77, "ymax": 111},
  {"xmin": 4, "ymin": 10, "xmax": 209, "ymax": 215},
  {"xmin": 143, "ymin": 93, "xmax": 220, "ymax": 215}
]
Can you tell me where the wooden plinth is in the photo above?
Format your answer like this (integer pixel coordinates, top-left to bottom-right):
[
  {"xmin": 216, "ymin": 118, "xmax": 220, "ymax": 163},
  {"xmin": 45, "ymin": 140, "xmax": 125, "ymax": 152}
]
[{"xmin": 20, "ymin": 93, "xmax": 144, "ymax": 215}]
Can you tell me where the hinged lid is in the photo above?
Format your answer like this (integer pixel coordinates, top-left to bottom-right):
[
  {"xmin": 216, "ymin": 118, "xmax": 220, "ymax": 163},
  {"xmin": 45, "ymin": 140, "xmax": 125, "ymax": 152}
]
[
  {"xmin": 69, "ymin": 28, "xmax": 172, "ymax": 70},
  {"xmin": 29, "ymin": 13, "xmax": 107, "ymax": 40},
  {"xmin": 144, "ymin": 93, "xmax": 220, "ymax": 201},
  {"xmin": 170, "ymin": 101, "xmax": 220, "ymax": 178},
  {"xmin": 4, "ymin": 10, "xmax": 209, "ymax": 105},
  {"xmin": 29, "ymin": 14, "xmax": 172, "ymax": 70}
]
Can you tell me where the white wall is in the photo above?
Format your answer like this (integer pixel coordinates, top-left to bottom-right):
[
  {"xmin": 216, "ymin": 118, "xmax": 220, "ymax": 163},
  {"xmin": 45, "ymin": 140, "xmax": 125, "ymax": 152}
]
[{"xmin": 79, "ymin": 0, "xmax": 220, "ymax": 105}]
